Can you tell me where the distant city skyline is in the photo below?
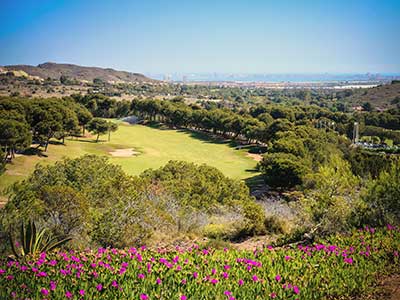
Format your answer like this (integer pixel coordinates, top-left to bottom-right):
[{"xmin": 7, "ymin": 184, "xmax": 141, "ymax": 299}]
[{"xmin": 0, "ymin": 0, "xmax": 399, "ymax": 74}]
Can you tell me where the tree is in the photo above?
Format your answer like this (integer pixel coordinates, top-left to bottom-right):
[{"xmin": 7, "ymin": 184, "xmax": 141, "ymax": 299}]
[
  {"xmin": 363, "ymin": 163, "xmax": 400, "ymax": 226},
  {"xmin": 362, "ymin": 102, "xmax": 373, "ymax": 112},
  {"xmin": 299, "ymin": 155, "xmax": 361, "ymax": 235},
  {"xmin": 259, "ymin": 153, "xmax": 310, "ymax": 189},
  {"xmin": 0, "ymin": 119, "xmax": 32, "ymax": 162},
  {"xmin": 87, "ymin": 118, "xmax": 110, "ymax": 142},
  {"xmin": 108, "ymin": 122, "xmax": 119, "ymax": 141}
]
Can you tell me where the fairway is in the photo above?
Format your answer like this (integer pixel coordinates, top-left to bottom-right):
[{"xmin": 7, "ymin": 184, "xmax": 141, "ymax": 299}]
[{"xmin": 0, "ymin": 122, "xmax": 259, "ymax": 195}]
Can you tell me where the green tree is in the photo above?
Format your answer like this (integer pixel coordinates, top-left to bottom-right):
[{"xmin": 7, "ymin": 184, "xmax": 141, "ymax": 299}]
[
  {"xmin": 107, "ymin": 122, "xmax": 119, "ymax": 141},
  {"xmin": 87, "ymin": 118, "xmax": 110, "ymax": 142},
  {"xmin": 0, "ymin": 119, "xmax": 32, "ymax": 162},
  {"xmin": 363, "ymin": 163, "xmax": 400, "ymax": 225},
  {"xmin": 259, "ymin": 153, "xmax": 310, "ymax": 189}
]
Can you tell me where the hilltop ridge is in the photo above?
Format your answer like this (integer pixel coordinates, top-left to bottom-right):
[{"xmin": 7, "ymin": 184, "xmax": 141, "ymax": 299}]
[{"xmin": 3, "ymin": 62, "xmax": 155, "ymax": 84}]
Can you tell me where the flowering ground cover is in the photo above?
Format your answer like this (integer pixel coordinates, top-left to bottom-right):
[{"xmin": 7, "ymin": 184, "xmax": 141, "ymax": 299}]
[{"xmin": 1, "ymin": 226, "xmax": 399, "ymax": 300}]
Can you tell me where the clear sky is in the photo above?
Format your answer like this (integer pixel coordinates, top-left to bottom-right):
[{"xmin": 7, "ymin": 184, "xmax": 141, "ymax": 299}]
[{"xmin": 0, "ymin": 0, "xmax": 399, "ymax": 74}]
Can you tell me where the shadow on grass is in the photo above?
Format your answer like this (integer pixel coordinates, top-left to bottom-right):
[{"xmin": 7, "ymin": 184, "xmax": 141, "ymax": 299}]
[
  {"xmin": 48, "ymin": 140, "xmax": 65, "ymax": 146},
  {"xmin": 22, "ymin": 147, "xmax": 48, "ymax": 157},
  {"xmin": 244, "ymin": 174, "xmax": 266, "ymax": 191}
]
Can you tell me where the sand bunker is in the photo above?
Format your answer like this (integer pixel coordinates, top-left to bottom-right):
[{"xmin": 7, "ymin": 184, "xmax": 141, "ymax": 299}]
[
  {"xmin": 109, "ymin": 148, "xmax": 140, "ymax": 157},
  {"xmin": 246, "ymin": 153, "xmax": 263, "ymax": 162}
]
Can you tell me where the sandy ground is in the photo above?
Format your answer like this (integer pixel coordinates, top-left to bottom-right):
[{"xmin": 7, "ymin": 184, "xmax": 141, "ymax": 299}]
[
  {"xmin": 246, "ymin": 153, "xmax": 263, "ymax": 162},
  {"xmin": 109, "ymin": 148, "xmax": 140, "ymax": 157}
]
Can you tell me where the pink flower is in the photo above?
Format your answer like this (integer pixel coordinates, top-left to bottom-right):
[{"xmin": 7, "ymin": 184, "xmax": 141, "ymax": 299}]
[
  {"xmin": 275, "ymin": 275, "xmax": 281, "ymax": 282},
  {"xmin": 96, "ymin": 284, "xmax": 103, "ymax": 291},
  {"xmin": 210, "ymin": 278, "xmax": 219, "ymax": 284},
  {"xmin": 50, "ymin": 281, "xmax": 57, "ymax": 291},
  {"xmin": 65, "ymin": 291, "xmax": 73, "ymax": 298},
  {"xmin": 140, "ymin": 294, "xmax": 149, "ymax": 300},
  {"xmin": 156, "ymin": 278, "xmax": 162, "ymax": 285},
  {"xmin": 193, "ymin": 272, "xmax": 198, "ymax": 278},
  {"xmin": 238, "ymin": 279, "xmax": 244, "ymax": 286},
  {"xmin": 285, "ymin": 255, "xmax": 291, "ymax": 261},
  {"xmin": 180, "ymin": 295, "xmax": 187, "ymax": 300},
  {"xmin": 112, "ymin": 281, "xmax": 118, "ymax": 288},
  {"xmin": 36, "ymin": 271, "xmax": 48, "ymax": 277},
  {"xmin": 224, "ymin": 290, "xmax": 232, "ymax": 296},
  {"xmin": 79, "ymin": 289, "xmax": 85, "ymax": 296},
  {"xmin": 252, "ymin": 275, "xmax": 258, "ymax": 282},
  {"xmin": 138, "ymin": 273, "xmax": 145, "ymax": 279},
  {"xmin": 293, "ymin": 286, "xmax": 300, "ymax": 294},
  {"xmin": 270, "ymin": 292, "xmax": 277, "ymax": 298},
  {"xmin": 41, "ymin": 288, "xmax": 49, "ymax": 296},
  {"xmin": 344, "ymin": 257, "xmax": 353, "ymax": 264}
]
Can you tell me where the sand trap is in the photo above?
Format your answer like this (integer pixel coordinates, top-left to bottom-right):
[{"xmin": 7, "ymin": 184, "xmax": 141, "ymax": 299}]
[
  {"xmin": 247, "ymin": 153, "xmax": 263, "ymax": 162},
  {"xmin": 109, "ymin": 148, "xmax": 140, "ymax": 157}
]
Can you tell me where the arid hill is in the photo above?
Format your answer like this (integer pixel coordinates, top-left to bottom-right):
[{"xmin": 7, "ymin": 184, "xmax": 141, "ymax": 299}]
[
  {"xmin": 344, "ymin": 80, "xmax": 400, "ymax": 109},
  {"xmin": 3, "ymin": 62, "xmax": 155, "ymax": 84}
]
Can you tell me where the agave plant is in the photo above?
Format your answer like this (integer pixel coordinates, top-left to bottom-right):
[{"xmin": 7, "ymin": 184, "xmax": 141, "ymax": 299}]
[{"xmin": 9, "ymin": 220, "xmax": 72, "ymax": 259}]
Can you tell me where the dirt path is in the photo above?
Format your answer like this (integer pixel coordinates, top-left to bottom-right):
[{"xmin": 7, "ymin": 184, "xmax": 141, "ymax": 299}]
[{"xmin": 383, "ymin": 274, "xmax": 400, "ymax": 300}]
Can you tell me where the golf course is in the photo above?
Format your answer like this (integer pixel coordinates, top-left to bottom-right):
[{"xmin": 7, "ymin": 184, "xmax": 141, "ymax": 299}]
[{"xmin": 0, "ymin": 121, "xmax": 260, "ymax": 199}]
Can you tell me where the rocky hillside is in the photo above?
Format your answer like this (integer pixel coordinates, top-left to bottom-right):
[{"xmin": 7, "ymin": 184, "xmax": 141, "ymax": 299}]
[{"xmin": 3, "ymin": 62, "xmax": 155, "ymax": 84}]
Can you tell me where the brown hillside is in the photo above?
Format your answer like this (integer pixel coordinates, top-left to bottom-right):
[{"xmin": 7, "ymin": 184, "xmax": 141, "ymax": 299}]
[
  {"xmin": 3, "ymin": 62, "xmax": 155, "ymax": 84},
  {"xmin": 345, "ymin": 81, "xmax": 400, "ymax": 108}
]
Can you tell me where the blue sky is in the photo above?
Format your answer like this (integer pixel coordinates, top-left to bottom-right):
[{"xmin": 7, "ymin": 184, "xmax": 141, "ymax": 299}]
[{"xmin": 0, "ymin": 0, "xmax": 399, "ymax": 73}]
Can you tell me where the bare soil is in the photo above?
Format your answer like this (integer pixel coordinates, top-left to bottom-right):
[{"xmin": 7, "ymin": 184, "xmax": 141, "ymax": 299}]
[{"xmin": 108, "ymin": 148, "xmax": 140, "ymax": 157}]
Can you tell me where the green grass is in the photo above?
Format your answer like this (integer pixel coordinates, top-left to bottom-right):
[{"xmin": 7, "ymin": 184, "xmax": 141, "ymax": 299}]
[{"xmin": 0, "ymin": 122, "xmax": 260, "ymax": 196}]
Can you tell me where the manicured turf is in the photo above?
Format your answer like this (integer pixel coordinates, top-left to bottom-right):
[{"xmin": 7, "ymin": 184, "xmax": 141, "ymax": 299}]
[{"xmin": 0, "ymin": 122, "xmax": 259, "ymax": 195}]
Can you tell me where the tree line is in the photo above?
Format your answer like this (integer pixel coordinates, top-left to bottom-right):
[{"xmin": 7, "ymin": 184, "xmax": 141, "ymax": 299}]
[{"xmin": 0, "ymin": 97, "xmax": 119, "ymax": 170}]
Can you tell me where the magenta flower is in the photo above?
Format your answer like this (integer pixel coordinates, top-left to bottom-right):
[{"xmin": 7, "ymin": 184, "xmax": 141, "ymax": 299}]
[
  {"xmin": 140, "ymin": 294, "xmax": 149, "ymax": 300},
  {"xmin": 210, "ymin": 278, "xmax": 219, "ymax": 284},
  {"xmin": 50, "ymin": 281, "xmax": 57, "ymax": 291},
  {"xmin": 112, "ymin": 281, "xmax": 118, "ymax": 288},
  {"xmin": 252, "ymin": 275, "xmax": 258, "ymax": 282},
  {"xmin": 79, "ymin": 289, "xmax": 85, "ymax": 296},
  {"xmin": 238, "ymin": 279, "xmax": 244, "ymax": 286},
  {"xmin": 65, "ymin": 290, "xmax": 73, "ymax": 298},
  {"xmin": 96, "ymin": 284, "xmax": 103, "ymax": 291},
  {"xmin": 344, "ymin": 257, "xmax": 353, "ymax": 264},
  {"xmin": 180, "ymin": 295, "xmax": 187, "ymax": 300},
  {"xmin": 275, "ymin": 275, "xmax": 281, "ymax": 282},
  {"xmin": 138, "ymin": 273, "xmax": 145, "ymax": 279},
  {"xmin": 156, "ymin": 278, "xmax": 162, "ymax": 285},
  {"xmin": 36, "ymin": 271, "xmax": 47, "ymax": 277},
  {"xmin": 193, "ymin": 272, "xmax": 198, "ymax": 278},
  {"xmin": 41, "ymin": 288, "xmax": 49, "ymax": 296},
  {"xmin": 270, "ymin": 292, "xmax": 277, "ymax": 298},
  {"xmin": 285, "ymin": 255, "xmax": 291, "ymax": 261},
  {"xmin": 293, "ymin": 286, "xmax": 300, "ymax": 294},
  {"xmin": 224, "ymin": 290, "xmax": 232, "ymax": 296}
]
